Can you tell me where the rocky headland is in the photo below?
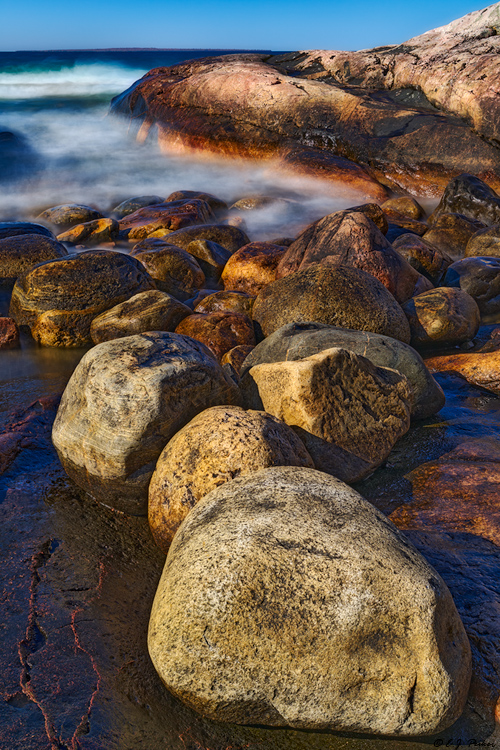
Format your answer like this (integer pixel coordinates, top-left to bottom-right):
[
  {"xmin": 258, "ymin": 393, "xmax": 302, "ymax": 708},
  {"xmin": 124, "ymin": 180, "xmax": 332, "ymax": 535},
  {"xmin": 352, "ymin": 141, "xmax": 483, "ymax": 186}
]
[{"xmin": 111, "ymin": 4, "xmax": 500, "ymax": 198}]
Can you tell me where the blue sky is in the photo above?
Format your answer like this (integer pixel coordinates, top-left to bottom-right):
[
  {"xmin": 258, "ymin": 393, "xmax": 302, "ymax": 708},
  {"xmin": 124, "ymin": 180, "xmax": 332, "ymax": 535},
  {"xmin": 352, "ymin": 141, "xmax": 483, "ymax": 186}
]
[{"xmin": 0, "ymin": 0, "xmax": 491, "ymax": 51}]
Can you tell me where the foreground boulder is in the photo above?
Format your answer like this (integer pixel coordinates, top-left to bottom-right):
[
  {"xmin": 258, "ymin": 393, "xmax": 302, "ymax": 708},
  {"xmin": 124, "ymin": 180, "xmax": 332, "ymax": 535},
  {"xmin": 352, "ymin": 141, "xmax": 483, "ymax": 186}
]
[
  {"xmin": 243, "ymin": 347, "xmax": 411, "ymax": 482},
  {"xmin": 277, "ymin": 211, "xmax": 431, "ymax": 303},
  {"xmin": 240, "ymin": 322, "xmax": 444, "ymax": 420},
  {"xmin": 52, "ymin": 332, "xmax": 240, "ymax": 514},
  {"xmin": 9, "ymin": 249, "xmax": 155, "ymax": 346},
  {"xmin": 402, "ymin": 288, "xmax": 480, "ymax": 348},
  {"xmin": 149, "ymin": 466, "xmax": 471, "ymax": 735},
  {"xmin": 148, "ymin": 406, "xmax": 313, "ymax": 552},
  {"xmin": 252, "ymin": 264, "xmax": 411, "ymax": 343},
  {"xmin": 90, "ymin": 289, "xmax": 191, "ymax": 343},
  {"xmin": 0, "ymin": 234, "xmax": 67, "ymax": 284}
]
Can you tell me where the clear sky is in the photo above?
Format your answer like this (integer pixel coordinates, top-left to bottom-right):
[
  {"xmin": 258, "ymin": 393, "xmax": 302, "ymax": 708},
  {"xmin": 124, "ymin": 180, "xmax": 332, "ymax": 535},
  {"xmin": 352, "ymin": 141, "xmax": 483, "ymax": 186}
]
[{"xmin": 0, "ymin": 0, "xmax": 492, "ymax": 52}]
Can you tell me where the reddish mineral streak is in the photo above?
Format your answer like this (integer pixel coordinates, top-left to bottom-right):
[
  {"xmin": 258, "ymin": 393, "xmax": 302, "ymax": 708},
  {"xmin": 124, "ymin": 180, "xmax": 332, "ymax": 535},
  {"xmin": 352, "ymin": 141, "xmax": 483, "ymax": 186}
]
[
  {"xmin": 17, "ymin": 545, "xmax": 106, "ymax": 750},
  {"xmin": 69, "ymin": 560, "xmax": 106, "ymax": 749}
]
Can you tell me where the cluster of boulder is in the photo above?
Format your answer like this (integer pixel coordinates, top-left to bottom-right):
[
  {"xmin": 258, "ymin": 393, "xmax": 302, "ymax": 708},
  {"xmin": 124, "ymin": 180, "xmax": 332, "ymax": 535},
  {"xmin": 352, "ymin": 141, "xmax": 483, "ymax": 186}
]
[{"xmin": 6, "ymin": 169, "xmax": 500, "ymax": 736}]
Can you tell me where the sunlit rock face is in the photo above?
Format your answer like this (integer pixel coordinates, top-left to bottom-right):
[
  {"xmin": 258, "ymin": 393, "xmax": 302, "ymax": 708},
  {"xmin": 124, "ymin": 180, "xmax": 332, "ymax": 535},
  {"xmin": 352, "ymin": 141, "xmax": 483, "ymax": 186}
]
[
  {"xmin": 149, "ymin": 467, "xmax": 471, "ymax": 735},
  {"xmin": 111, "ymin": 5, "xmax": 500, "ymax": 197}
]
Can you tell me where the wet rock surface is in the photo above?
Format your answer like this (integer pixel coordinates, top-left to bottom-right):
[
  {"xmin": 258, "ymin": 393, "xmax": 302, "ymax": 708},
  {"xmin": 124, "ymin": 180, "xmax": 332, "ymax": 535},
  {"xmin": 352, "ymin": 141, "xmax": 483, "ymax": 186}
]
[
  {"xmin": 0, "ymin": 234, "xmax": 68, "ymax": 284},
  {"xmin": 175, "ymin": 310, "xmax": 255, "ymax": 360},
  {"xmin": 402, "ymin": 287, "xmax": 480, "ymax": 349}
]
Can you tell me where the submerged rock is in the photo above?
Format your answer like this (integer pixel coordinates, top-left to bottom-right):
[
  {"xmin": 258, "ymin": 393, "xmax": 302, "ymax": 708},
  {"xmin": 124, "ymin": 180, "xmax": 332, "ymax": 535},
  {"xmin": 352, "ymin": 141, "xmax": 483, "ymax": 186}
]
[
  {"xmin": 252, "ymin": 265, "xmax": 411, "ymax": 343},
  {"xmin": 149, "ymin": 466, "xmax": 471, "ymax": 735},
  {"xmin": 52, "ymin": 332, "xmax": 240, "ymax": 514},
  {"xmin": 240, "ymin": 322, "xmax": 444, "ymax": 420},
  {"xmin": 243, "ymin": 347, "xmax": 411, "ymax": 482},
  {"xmin": 148, "ymin": 406, "xmax": 313, "ymax": 553}
]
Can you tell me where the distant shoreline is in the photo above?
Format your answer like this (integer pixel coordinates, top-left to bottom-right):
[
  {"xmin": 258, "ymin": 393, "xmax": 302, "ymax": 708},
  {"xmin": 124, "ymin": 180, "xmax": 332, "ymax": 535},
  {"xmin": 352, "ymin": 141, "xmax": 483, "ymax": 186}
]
[{"xmin": 2, "ymin": 48, "xmax": 275, "ymax": 54}]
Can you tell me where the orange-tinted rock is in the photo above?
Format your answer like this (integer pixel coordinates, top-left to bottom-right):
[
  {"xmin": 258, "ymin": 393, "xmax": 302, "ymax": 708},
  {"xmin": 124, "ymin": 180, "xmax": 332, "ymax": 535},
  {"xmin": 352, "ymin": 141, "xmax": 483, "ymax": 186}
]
[
  {"xmin": 221, "ymin": 242, "xmax": 286, "ymax": 296},
  {"xmin": 465, "ymin": 225, "xmax": 500, "ymax": 258},
  {"xmin": 185, "ymin": 239, "xmax": 232, "ymax": 282},
  {"xmin": 118, "ymin": 199, "xmax": 213, "ymax": 241},
  {"xmin": 175, "ymin": 311, "xmax": 255, "ymax": 360},
  {"xmin": 381, "ymin": 197, "xmax": 424, "ymax": 221},
  {"xmin": 112, "ymin": 8, "xmax": 500, "ymax": 199},
  {"xmin": 57, "ymin": 218, "xmax": 119, "ymax": 246},
  {"xmin": 0, "ymin": 317, "xmax": 20, "ymax": 349},
  {"xmin": 132, "ymin": 243, "xmax": 205, "ymax": 301},
  {"xmin": 423, "ymin": 213, "xmax": 484, "ymax": 260},
  {"xmin": 390, "ymin": 438, "xmax": 500, "ymax": 548},
  {"xmin": 0, "ymin": 234, "xmax": 67, "ymax": 283},
  {"xmin": 402, "ymin": 287, "xmax": 480, "ymax": 348},
  {"xmin": 277, "ymin": 210, "xmax": 431, "ymax": 303},
  {"xmin": 154, "ymin": 223, "xmax": 249, "ymax": 253},
  {"xmin": 425, "ymin": 348, "xmax": 500, "ymax": 395},
  {"xmin": 194, "ymin": 290, "xmax": 255, "ymax": 317},
  {"xmin": 392, "ymin": 233, "xmax": 452, "ymax": 284},
  {"xmin": 221, "ymin": 344, "xmax": 255, "ymax": 375}
]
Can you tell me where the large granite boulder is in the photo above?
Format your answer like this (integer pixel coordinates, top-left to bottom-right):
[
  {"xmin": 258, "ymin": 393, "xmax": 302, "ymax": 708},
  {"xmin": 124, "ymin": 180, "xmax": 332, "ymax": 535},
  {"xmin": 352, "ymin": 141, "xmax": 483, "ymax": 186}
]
[
  {"xmin": 52, "ymin": 332, "xmax": 240, "ymax": 515},
  {"xmin": 252, "ymin": 264, "xmax": 411, "ymax": 343},
  {"xmin": 9, "ymin": 249, "xmax": 155, "ymax": 346},
  {"xmin": 276, "ymin": 210, "xmax": 431, "ymax": 303},
  {"xmin": 0, "ymin": 234, "xmax": 67, "ymax": 285},
  {"xmin": 148, "ymin": 406, "xmax": 313, "ymax": 552},
  {"xmin": 443, "ymin": 256, "xmax": 500, "ymax": 318},
  {"xmin": 149, "ymin": 466, "xmax": 471, "ymax": 735},
  {"xmin": 90, "ymin": 289, "xmax": 191, "ymax": 343},
  {"xmin": 240, "ymin": 322, "xmax": 444, "ymax": 420},
  {"xmin": 243, "ymin": 347, "xmax": 412, "ymax": 482},
  {"xmin": 402, "ymin": 288, "xmax": 480, "ymax": 349}
]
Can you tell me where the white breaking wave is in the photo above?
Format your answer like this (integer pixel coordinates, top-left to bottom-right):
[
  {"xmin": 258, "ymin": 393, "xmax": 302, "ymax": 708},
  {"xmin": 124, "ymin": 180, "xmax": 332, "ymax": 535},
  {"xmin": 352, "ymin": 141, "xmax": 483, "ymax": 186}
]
[{"xmin": 0, "ymin": 63, "xmax": 147, "ymax": 99}]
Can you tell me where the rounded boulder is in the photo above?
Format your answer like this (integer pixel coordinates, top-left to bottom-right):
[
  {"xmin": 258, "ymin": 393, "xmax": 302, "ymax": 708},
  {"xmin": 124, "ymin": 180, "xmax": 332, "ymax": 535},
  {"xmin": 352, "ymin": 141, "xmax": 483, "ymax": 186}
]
[
  {"xmin": 149, "ymin": 466, "xmax": 471, "ymax": 735},
  {"xmin": 148, "ymin": 406, "xmax": 313, "ymax": 552},
  {"xmin": 52, "ymin": 332, "xmax": 241, "ymax": 514}
]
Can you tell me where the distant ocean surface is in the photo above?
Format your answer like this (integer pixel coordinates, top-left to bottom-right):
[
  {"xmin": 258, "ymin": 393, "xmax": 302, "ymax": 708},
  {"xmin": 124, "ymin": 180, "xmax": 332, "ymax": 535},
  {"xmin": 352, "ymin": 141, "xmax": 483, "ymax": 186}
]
[{"xmin": 0, "ymin": 49, "xmax": 361, "ymax": 237}]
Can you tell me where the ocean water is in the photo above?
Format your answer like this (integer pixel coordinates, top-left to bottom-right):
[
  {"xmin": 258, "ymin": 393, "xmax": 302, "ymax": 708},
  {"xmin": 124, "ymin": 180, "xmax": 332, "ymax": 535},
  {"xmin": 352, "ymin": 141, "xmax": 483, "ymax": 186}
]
[{"xmin": 0, "ymin": 49, "xmax": 364, "ymax": 238}]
